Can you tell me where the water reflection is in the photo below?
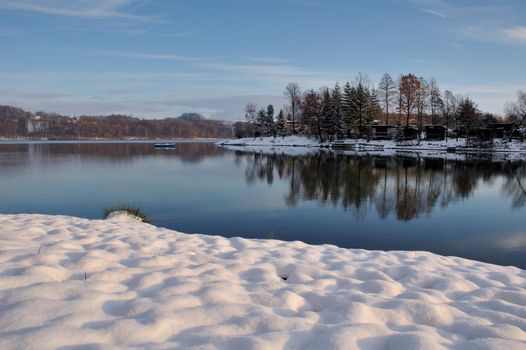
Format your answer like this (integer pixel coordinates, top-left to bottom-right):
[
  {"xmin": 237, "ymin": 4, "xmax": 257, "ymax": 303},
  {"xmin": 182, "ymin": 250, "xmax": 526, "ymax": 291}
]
[
  {"xmin": 233, "ymin": 149, "xmax": 526, "ymax": 221},
  {"xmin": 0, "ymin": 142, "xmax": 223, "ymax": 168}
]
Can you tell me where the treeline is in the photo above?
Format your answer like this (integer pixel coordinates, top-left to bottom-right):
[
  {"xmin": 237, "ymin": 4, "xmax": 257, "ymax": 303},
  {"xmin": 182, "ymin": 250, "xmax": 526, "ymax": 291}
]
[
  {"xmin": 236, "ymin": 74, "xmax": 526, "ymax": 141},
  {"xmin": 0, "ymin": 107, "xmax": 233, "ymax": 139}
]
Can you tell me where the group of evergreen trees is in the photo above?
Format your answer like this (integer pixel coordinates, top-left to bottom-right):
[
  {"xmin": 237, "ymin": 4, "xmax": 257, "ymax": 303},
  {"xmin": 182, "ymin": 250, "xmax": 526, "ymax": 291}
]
[{"xmin": 240, "ymin": 73, "xmax": 526, "ymax": 141}]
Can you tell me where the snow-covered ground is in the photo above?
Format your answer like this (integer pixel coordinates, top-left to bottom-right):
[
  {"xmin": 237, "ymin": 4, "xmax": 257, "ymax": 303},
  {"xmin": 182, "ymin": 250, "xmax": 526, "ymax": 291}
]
[
  {"xmin": 218, "ymin": 136, "xmax": 329, "ymax": 147},
  {"xmin": 218, "ymin": 136, "xmax": 526, "ymax": 156},
  {"xmin": 1, "ymin": 214, "xmax": 525, "ymax": 349},
  {"xmin": 222, "ymin": 145, "xmax": 326, "ymax": 157}
]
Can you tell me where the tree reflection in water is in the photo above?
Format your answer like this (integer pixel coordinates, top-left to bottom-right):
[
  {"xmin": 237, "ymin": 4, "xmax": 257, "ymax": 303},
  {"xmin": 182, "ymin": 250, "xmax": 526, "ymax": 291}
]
[{"xmin": 235, "ymin": 150, "xmax": 526, "ymax": 222}]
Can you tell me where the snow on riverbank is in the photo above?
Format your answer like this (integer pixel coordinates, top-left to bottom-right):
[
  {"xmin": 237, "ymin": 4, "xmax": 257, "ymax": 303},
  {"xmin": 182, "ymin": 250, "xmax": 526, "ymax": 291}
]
[
  {"xmin": 218, "ymin": 136, "xmax": 526, "ymax": 156},
  {"xmin": 1, "ymin": 214, "xmax": 526, "ymax": 349},
  {"xmin": 219, "ymin": 136, "xmax": 329, "ymax": 147}
]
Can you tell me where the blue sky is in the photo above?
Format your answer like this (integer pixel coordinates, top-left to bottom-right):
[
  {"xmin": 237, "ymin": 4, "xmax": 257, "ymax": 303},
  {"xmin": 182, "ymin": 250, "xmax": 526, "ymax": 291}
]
[{"xmin": 0, "ymin": 0, "xmax": 525, "ymax": 119}]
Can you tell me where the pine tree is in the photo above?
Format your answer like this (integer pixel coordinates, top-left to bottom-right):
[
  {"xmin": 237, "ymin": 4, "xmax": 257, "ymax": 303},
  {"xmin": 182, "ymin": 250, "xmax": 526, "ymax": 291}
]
[
  {"xmin": 320, "ymin": 88, "xmax": 333, "ymax": 141},
  {"xmin": 457, "ymin": 97, "xmax": 481, "ymax": 136},
  {"xmin": 265, "ymin": 104, "xmax": 276, "ymax": 136},
  {"xmin": 367, "ymin": 88, "xmax": 382, "ymax": 125},
  {"xmin": 276, "ymin": 109, "xmax": 287, "ymax": 137},
  {"xmin": 256, "ymin": 108, "xmax": 266, "ymax": 136},
  {"xmin": 331, "ymin": 83, "xmax": 345, "ymax": 139},
  {"xmin": 301, "ymin": 89, "xmax": 323, "ymax": 140},
  {"xmin": 349, "ymin": 82, "xmax": 370, "ymax": 129},
  {"xmin": 342, "ymin": 82, "xmax": 354, "ymax": 137}
]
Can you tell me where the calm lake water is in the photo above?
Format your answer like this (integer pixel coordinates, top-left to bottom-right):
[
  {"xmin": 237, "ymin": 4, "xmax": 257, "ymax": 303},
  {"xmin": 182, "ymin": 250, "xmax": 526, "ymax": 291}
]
[{"xmin": 1, "ymin": 141, "xmax": 525, "ymax": 268}]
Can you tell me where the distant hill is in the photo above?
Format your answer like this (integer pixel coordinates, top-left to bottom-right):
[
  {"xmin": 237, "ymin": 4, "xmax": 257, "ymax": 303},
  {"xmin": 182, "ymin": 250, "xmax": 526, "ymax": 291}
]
[
  {"xmin": 0, "ymin": 105, "xmax": 33, "ymax": 120},
  {"xmin": 178, "ymin": 113, "xmax": 205, "ymax": 122},
  {"xmin": 0, "ymin": 105, "xmax": 232, "ymax": 139}
]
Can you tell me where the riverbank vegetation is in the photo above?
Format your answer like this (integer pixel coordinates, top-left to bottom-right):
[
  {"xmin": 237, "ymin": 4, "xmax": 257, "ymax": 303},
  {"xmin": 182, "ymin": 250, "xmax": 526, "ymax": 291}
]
[{"xmin": 235, "ymin": 74, "xmax": 526, "ymax": 144}]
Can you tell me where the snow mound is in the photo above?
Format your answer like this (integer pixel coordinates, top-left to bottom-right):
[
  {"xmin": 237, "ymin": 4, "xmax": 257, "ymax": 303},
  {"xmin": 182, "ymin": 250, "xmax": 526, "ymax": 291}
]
[{"xmin": 0, "ymin": 214, "xmax": 525, "ymax": 349}]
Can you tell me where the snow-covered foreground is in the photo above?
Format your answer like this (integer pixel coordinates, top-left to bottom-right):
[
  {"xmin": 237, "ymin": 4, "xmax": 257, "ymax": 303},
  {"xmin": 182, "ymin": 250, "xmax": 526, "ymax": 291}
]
[{"xmin": 1, "ymin": 214, "xmax": 526, "ymax": 350}]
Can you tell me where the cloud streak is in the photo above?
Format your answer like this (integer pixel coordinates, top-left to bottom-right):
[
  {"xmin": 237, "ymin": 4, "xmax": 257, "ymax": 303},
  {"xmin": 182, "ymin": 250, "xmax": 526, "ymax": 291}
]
[
  {"xmin": 91, "ymin": 50, "xmax": 201, "ymax": 61},
  {"xmin": 0, "ymin": 0, "xmax": 162, "ymax": 22},
  {"xmin": 501, "ymin": 26, "xmax": 526, "ymax": 45}
]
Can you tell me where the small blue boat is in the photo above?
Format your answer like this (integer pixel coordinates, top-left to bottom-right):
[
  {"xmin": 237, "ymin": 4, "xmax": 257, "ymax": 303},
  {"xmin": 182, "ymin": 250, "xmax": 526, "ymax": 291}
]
[{"xmin": 154, "ymin": 143, "xmax": 176, "ymax": 148}]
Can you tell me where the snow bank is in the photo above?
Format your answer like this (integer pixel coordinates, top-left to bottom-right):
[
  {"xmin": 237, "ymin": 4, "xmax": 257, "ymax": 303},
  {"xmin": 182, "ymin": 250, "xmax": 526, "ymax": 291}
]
[
  {"xmin": 222, "ymin": 145, "xmax": 326, "ymax": 157},
  {"xmin": 218, "ymin": 136, "xmax": 328, "ymax": 147},
  {"xmin": 1, "ymin": 214, "xmax": 525, "ymax": 350},
  {"xmin": 218, "ymin": 136, "xmax": 526, "ymax": 158}
]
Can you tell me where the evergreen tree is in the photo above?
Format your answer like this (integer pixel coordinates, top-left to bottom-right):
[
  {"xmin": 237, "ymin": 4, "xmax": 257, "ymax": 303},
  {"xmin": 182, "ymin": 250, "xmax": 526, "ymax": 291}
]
[
  {"xmin": 256, "ymin": 108, "xmax": 266, "ymax": 136},
  {"xmin": 342, "ymin": 82, "xmax": 354, "ymax": 137},
  {"xmin": 368, "ymin": 89, "xmax": 382, "ymax": 123},
  {"xmin": 349, "ymin": 82, "xmax": 370, "ymax": 129},
  {"xmin": 331, "ymin": 83, "xmax": 342, "ymax": 115},
  {"xmin": 331, "ymin": 83, "xmax": 345, "ymax": 138},
  {"xmin": 320, "ymin": 88, "xmax": 333, "ymax": 141},
  {"xmin": 301, "ymin": 89, "xmax": 323, "ymax": 140},
  {"xmin": 457, "ymin": 97, "xmax": 481, "ymax": 136},
  {"xmin": 276, "ymin": 109, "xmax": 288, "ymax": 137},
  {"xmin": 265, "ymin": 104, "xmax": 276, "ymax": 136}
]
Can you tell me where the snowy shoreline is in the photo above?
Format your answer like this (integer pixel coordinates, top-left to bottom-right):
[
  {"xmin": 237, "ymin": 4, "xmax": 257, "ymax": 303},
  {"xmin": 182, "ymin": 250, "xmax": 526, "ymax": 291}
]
[
  {"xmin": 1, "ymin": 213, "xmax": 525, "ymax": 349},
  {"xmin": 218, "ymin": 136, "xmax": 526, "ymax": 157}
]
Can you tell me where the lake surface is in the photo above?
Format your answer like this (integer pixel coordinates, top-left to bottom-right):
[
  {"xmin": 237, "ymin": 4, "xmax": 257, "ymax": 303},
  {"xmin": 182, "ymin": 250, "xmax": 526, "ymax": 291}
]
[{"xmin": 1, "ymin": 141, "xmax": 525, "ymax": 268}]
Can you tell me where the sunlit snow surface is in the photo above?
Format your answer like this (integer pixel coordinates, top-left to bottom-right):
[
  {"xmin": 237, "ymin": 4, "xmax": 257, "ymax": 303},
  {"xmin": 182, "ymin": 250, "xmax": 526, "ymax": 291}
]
[
  {"xmin": 1, "ymin": 214, "xmax": 525, "ymax": 349},
  {"xmin": 219, "ymin": 136, "xmax": 526, "ymax": 160}
]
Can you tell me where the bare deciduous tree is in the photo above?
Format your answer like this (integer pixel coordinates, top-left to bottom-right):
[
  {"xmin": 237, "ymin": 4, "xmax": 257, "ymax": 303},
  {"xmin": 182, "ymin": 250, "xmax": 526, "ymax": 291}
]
[
  {"xmin": 429, "ymin": 78, "xmax": 442, "ymax": 124},
  {"xmin": 284, "ymin": 82, "xmax": 301, "ymax": 134},
  {"xmin": 378, "ymin": 73, "xmax": 397, "ymax": 125},
  {"xmin": 399, "ymin": 73, "xmax": 420, "ymax": 127},
  {"xmin": 244, "ymin": 103, "xmax": 258, "ymax": 137},
  {"xmin": 505, "ymin": 90, "xmax": 526, "ymax": 141},
  {"xmin": 415, "ymin": 77, "xmax": 429, "ymax": 132},
  {"xmin": 441, "ymin": 90, "xmax": 458, "ymax": 142}
]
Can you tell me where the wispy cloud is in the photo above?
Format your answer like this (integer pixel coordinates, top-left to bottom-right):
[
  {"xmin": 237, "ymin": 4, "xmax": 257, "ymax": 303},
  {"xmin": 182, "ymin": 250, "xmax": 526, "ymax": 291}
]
[
  {"xmin": 420, "ymin": 7, "xmax": 446, "ymax": 18},
  {"xmin": 390, "ymin": 0, "xmax": 448, "ymax": 18},
  {"xmin": 392, "ymin": 0, "xmax": 526, "ymax": 47},
  {"xmin": 0, "ymin": 71, "xmax": 210, "ymax": 82},
  {"xmin": 243, "ymin": 57, "xmax": 292, "ymax": 64},
  {"xmin": 0, "ymin": 26, "xmax": 22, "ymax": 37},
  {"xmin": 81, "ymin": 50, "xmax": 201, "ymax": 62},
  {"xmin": 501, "ymin": 26, "xmax": 526, "ymax": 45},
  {"xmin": 0, "ymin": 0, "xmax": 163, "ymax": 22},
  {"xmin": 161, "ymin": 31, "xmax": 198, "ymax": 38}
]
